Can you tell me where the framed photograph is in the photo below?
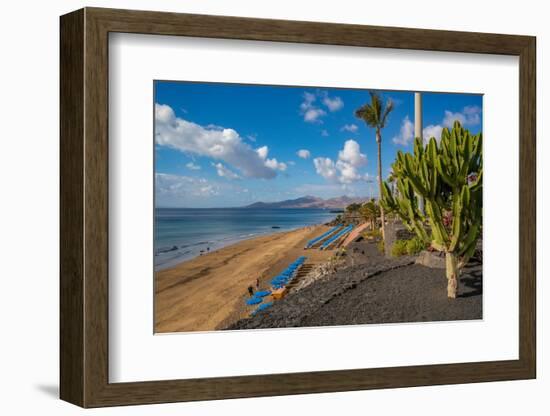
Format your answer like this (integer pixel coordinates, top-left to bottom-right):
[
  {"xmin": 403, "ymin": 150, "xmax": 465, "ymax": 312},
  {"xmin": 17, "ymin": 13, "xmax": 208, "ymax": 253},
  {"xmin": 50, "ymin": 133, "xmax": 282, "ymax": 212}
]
[{"xmin": 60, "ymin": 7, "xmax": 536, "ymax": 408}]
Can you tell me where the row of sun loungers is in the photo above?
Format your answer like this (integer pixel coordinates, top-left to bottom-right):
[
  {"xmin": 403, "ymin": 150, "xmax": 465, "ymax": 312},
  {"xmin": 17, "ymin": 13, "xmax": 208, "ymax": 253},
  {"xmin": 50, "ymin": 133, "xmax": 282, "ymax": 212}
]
[
  {"xmin": 244, "ymin": 256, "xmax": 307, "ymax": 316},
  {"xmin": 304, "ymin": 225, "xmax": 343, "ymax": 249},
  {"xmin": 251, "ymin": 302, "xmax": 273, "ymax": 316},
  {"xmin": 270, "ymin": 256, "xmax": 306, "ymax": 289},
  {"xmin": 320, "ymin": 225, "xmax": 354, "ymax": 250},
  {"xmin": 245, "ymin": 290, "xmax": 272, "ymax": 305}
]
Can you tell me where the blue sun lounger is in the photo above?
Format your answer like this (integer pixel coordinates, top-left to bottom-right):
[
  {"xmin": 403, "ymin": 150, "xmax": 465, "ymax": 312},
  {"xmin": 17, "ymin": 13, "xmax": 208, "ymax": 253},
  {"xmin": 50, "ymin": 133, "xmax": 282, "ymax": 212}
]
[
  {"xmin": 255, "ymin": 290, "xmax": 272, "ymax": 297},
  {"xmin": 305, "ymin": 225, "xmax": 343, "ymax": 248},
  {"xmin": 245, "ymin": 296, "xmax": 263, "ymax": 305},
  {"xmin": 251, "ymin": 302, "xmax": 274, "ymax": 316},
  {"xmin": 320, "ymin": 225, "xmax": 354, "ymax": 250},
  {"xmin": 270, "ymin": 256, "xmax": 307, "ymax": 290}
]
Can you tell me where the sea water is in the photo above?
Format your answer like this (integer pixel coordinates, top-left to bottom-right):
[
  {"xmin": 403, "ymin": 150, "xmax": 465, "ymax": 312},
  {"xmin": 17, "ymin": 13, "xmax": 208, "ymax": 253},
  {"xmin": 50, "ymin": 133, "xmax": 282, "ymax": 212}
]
[{"xmin": 154, "ymin": 208, "xmax": 337, "ymax": 271}]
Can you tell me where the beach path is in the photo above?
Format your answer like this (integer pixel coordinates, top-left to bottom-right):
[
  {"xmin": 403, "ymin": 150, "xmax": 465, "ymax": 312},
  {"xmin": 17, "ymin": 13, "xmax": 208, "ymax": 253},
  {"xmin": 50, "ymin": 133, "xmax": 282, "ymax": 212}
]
[
  {"xmin": 341, "ymin": 222, "xmax": 369, "ymax": 247},
  {"xmin": 155, "ymin": 225, "xmax": 334, "ymax": 333}
]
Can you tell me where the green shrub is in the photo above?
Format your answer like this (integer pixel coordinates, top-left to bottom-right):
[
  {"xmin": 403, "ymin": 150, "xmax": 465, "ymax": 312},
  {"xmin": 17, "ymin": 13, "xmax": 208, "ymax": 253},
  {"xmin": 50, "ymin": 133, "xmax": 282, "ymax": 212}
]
[
  {"xmin": 406, "ymin": 237, "xmax": 426, "ymax": 255},
  {"xmin": 376, "ymin": 240, "xmax": 385, "ymax": 254},
  {"xmin": 363, "ymin": 229, "xmax": 381, "ymax": 240},
  {"xmin": 391, "ymin": 239, "xmax": 408, "ymax": 257}
]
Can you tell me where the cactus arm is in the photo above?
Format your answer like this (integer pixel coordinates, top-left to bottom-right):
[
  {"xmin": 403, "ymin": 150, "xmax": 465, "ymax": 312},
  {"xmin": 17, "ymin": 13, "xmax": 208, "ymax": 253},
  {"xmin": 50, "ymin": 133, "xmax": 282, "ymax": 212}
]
[
  {"xmin": 404, "ymin": 159, "xmax": 429, "ymax": 196},
  {"xmin": 448, "ymin": 192, "xmax": 464, "ymax": 252},
  {"xmin": 411, "ymin": 219, "xmax": 430, "ymax": 244},
  {"xmin": 436, "ymin": 155, "xmax": 456, "ymax": 188},
  {"xmin": 424, "ymin": 201, "xmax": 447, "ymax": 247},
  {"xmin": 458, "ymin": 216, "xmax": 482, "ymax": 257},
  {"xmin": 458, "ymin": 236, "xmax": 478, "ymax": 269}
]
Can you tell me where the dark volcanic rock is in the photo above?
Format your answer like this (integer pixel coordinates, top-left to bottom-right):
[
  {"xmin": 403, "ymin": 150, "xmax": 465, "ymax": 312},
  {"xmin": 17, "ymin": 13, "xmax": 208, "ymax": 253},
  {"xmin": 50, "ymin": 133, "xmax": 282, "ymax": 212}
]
[
  {"xmin": 301, "ymin": 260, "xmax": 482, "ymax": 327},
  {"xmin": 227, "ymin": 255, "xmax": 416, "ymax": 330},
  {"xmin": 415, "ymin": 250, "xmax": 446, "ymax": 269},
  {"xmin": 227, "ymin": 249, "xmax": 482, "ymax": 330}
]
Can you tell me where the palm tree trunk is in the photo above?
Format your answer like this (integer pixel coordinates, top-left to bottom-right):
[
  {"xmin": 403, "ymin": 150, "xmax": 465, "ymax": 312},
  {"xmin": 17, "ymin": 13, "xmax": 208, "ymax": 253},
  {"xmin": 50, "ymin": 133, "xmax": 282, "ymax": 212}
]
[{"xmin": 376, "ymin": 132, "xmax": 387, "ymax": 251}]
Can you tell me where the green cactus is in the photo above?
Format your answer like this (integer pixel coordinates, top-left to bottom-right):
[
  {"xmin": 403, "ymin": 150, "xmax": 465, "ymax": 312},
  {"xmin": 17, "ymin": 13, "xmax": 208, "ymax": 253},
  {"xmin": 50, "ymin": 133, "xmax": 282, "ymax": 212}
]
[{"xmin": 381, "ymin": 121, "xmax": 482, "ymax": 298}]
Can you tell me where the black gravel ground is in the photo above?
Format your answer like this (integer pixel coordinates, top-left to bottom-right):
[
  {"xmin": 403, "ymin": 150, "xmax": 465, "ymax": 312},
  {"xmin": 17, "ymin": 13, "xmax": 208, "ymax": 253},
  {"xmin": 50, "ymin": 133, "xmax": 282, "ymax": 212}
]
[
  {"xmin": 301, "ymin": 261, "xmax": 482, "ymax": 327},
  {"xmin": 227, "ymin": 242, "xmax": 482, "ymax": 330}
]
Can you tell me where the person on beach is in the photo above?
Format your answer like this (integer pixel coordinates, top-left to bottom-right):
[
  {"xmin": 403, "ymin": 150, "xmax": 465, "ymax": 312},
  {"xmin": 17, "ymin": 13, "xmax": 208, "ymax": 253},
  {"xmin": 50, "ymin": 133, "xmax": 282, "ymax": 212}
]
[
  {"xmin": 256, "ymin": 278, "xmax": 260, "ymax": 289},
  {"xmin": 247, "ymin": 286, "xmax": 254, "ymax": 297}
]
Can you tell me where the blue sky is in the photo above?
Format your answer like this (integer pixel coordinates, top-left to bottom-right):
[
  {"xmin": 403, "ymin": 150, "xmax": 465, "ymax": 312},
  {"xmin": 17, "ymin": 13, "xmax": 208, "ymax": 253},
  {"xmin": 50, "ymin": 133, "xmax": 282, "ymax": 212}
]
[{"xmin": 155, "ymin": 81, "xmax": 482, "ymax": 208}]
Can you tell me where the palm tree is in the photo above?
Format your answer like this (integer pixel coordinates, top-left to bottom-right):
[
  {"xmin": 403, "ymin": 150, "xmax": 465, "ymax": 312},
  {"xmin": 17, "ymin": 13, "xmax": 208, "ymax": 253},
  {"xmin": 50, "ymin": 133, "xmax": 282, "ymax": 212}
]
[
  {"xmin": 355, "ymin": 92, "xmax": 394, "ymax": 251},
  {"xmin": 359, "ymin": 199, "xmax": 380, "ymax": 231}
]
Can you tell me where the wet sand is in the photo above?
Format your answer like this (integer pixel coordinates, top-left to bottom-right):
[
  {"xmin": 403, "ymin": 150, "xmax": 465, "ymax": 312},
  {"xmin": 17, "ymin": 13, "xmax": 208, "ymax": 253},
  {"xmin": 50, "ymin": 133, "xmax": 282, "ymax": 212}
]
[{"xmin": 155, "ymin": 224, "xmax": 335, "ymax": 333}]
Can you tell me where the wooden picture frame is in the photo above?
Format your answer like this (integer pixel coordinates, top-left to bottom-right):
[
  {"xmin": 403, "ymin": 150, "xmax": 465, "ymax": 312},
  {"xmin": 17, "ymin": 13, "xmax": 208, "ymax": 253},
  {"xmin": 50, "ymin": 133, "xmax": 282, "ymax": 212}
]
[{"xmin": 60, "ymin": 7, "xmax": 536, "ymax": 408}]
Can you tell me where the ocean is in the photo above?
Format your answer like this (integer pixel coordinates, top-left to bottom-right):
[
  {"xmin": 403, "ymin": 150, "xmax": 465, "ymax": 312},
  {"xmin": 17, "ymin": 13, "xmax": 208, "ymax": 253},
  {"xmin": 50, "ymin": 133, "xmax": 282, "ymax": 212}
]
[{"xmin": 154, "ymin": 208, "xmax": 337, "ymax": 271}]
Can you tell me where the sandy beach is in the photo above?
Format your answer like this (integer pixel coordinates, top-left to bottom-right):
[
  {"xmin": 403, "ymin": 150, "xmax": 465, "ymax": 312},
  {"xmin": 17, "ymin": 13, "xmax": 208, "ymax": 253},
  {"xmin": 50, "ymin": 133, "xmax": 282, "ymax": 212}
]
[{"xmin": 154, "ymin": 224, "xmax": 335, "ymax": 333}]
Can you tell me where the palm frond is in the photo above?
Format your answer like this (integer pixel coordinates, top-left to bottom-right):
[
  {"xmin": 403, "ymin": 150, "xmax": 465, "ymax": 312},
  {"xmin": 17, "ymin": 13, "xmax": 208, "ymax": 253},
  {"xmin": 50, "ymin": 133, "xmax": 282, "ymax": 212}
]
[
  {"xmin": 369, "ymin": 91, "xmax": 382, "ymax": 123},
  {"xmin": 355, "ymin": 104, "xmax": 378, "ymax": 128},
  {"xmin": 380, "ymin": 99, "xmax": 394, "ymax": 128}
]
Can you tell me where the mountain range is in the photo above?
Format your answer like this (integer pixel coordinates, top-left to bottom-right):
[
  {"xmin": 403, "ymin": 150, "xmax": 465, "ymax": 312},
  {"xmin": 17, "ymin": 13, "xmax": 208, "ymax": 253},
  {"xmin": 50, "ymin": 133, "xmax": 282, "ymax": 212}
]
[{"xmin": 242, "ymin": 195, "xmax": 365, "ymax": 209}]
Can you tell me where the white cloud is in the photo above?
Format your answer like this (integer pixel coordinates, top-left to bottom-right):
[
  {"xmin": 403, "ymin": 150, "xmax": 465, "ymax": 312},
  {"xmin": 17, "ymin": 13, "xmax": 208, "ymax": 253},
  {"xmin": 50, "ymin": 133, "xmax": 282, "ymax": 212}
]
[
  {"xmin": 336, "ymin": 160, "xmax": 362, "ymax": 183},
  {"xmin": 299, "ymin": 92, "xmax": 326, "ymax": 123},
  {"xmin": 313, "ymin": 157, "xmax": 338, "ymax": 181},
  {"xmin": 303, "ymin": 91, "xmax": 316, "ymax": 104},
  {"xmin": 338, "ymin": 140, "xmax": 367, "ymax": 167},
  {"xmin": 392, "ymin": 116, "xmax": 415, "ymax": 145},
  {"xmin": 155, "ymin": 173, "xmax": 254, "ymax": 207},
  {"xmin": 341, "ymin": 124, "xmax": 358, "ymax": 133},
  {"xmin": 313, "ymin": 139, "xmax": 367, "ymax": 184},
  {"xmin": 213, "ymin": 162, "xmax": 240, "ymax": 180},
  {"xmin": 336, "ymin": 140, "xmax": 368, "ymax": 184},
  {"xmin": 443, "ymin": 105, "xmax": 481, "ymax": 128},
  {"xmin": 265, "ymin": 158, "xmax": 287, "ymax": 171},
  {"xmin": 185, "ymin": 162, "xmax": 201, "ymax": 170},
  {"xmin": 155, "ymin": 103, "xmax": 284, "ymax": 179},
  {"xmin": 304, "ymin": 108, "xmax": 326, "ymax": 123},
  {"xmin": 322, "ymin": 94, "xmax": 344, "ymax": 112},
  {"xmin": 299, "ymin": 91, "xmax": 344, "ymax": 122},
  {"xmin": 256, "ymin": 145, "xmax": 287, "ymax": 171},
  {"xmin": 297, "ymin": 149, "xmax": 311, "ymax": 159},
  {"xmin": 423, "ymin": 105, "xmax": 482, "ymax": 143},
  {"xmin": 256, "ymin": 145, "xmax": 269, "ymax": 160},
  {"xmin": 156, "ymin": 103, "xmax": 176, "ymax": 124},
  {"xmin": 155, "ymin": 173, "xmax": 219, "ymax": 198},
  {"xmin": 423, "ymin": 124, "xmax": 444, "ymax": 143}
]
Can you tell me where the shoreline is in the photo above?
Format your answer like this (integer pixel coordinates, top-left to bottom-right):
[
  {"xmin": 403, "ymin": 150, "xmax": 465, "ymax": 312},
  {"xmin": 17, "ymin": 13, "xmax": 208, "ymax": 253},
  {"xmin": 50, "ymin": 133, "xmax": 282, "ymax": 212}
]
[
  {"xmin": 155, "ymin": 223, "xmax": 322, "ymax": 272},
  {"xmin": 154, "ymin": 208, "xmax": 338, "ymax": 272},
  {"xmin": 154, "ymin": 224, "xmax": 336, "ymax": 333}
]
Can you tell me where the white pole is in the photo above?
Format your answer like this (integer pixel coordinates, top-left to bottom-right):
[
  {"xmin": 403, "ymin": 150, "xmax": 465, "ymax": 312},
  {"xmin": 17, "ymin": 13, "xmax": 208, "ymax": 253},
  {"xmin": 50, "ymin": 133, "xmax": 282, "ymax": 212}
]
[
  {"xmin": 414, "ymin": 92, "xmax": 423, "ymax": 141},
  {"xmin": 414, "ymin": 92, "xmax": 425, "ymax": 214}
]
